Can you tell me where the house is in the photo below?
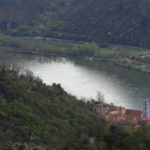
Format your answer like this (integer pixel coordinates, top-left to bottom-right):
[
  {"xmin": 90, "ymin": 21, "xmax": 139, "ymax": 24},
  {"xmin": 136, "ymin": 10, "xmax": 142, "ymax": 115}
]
[
  {"xmin": 95, "ymin": 101, "xmax": 150, "ymax": 126},
  {"xmin": 108, "ymin": 109, "xmax": 142, "ymax": 125},
  {"xmin": 125, "ymin": 109, "xmax": 142, "ymax": 125}
]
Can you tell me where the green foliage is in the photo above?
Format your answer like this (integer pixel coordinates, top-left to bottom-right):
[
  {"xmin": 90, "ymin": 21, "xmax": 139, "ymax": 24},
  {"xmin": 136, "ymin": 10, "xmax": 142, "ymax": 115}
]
[
  {"xmin": 0, "ymin": 0, "xmax": 46, "ymax": 23},
  {"xmin": 53, "ymin": 0, "xmax": 150, "ymax": 48},
  {"xmin": 103, "ymin": 125, "xmax": 150, "ymax": 150},
  {"xmin": 0, "ymin": 66, "xmax": 150, "ymax": 149},
  {"xmin": 1, "ymin": 0, "xmax": 150, "ymax": 47},
  {"xmin": 0, "ymin": 35, "xmax": 101, "ymax": 57},
  {"xmin": 0, "ymin": 67, "xmax": 105, "ymax": 149}
]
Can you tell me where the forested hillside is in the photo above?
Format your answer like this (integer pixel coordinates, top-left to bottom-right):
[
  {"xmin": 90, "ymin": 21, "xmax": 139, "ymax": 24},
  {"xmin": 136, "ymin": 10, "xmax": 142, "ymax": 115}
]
[
  {"xmin": 0, "ymin": 65, "xmax": 105, "ymax": 149},
  {"xmin": 0, "ymin": 0, "xmax": 76, "ymax": 31},
  {"xmin": 0, "ymin": 0, "xmax": 46, "ymax": 22},
  {"xmin": 1, "ymin": 0, "xmax": 150, "ymax": 47},
  {"xmin": 53, "ymin": 0, "xmax": 150, "ymax": 48},
  {"xmin": 0, "ymin": 0, "xmax": 74, "ymax": 22},
  {"xmin": 0, "ymin": 66, "xmax": 150, "ymax": 150}
]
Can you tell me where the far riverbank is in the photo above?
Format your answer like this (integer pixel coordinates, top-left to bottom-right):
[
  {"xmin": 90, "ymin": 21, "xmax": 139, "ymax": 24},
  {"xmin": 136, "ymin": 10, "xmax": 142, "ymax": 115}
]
[{"xmin": 1, "ymin": 35, "xmax": 150, "ymax": 73}]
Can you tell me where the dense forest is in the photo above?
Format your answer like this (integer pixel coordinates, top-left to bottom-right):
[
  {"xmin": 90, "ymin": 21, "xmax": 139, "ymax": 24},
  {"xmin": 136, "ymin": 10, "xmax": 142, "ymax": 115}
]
[
  {"xmin": 0, "ymin": 65, "xmax": 150, "ymax": 150},
  {"xmin": 0, "ymin": 0, "xmax": 76, "ymax": 31},
  {"xmin": 1, "ymin": 0, "xmax": 150, "ymax": 48},
  {"xmin": 54, "ymin": 0, "xmax": 150, "ymax": 48}
]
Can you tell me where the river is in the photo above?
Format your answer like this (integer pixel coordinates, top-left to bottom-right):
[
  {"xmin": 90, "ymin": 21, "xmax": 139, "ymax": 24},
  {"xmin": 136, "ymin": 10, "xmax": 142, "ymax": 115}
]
[{"xmin": 1, "ymin": 51, "xmax": 150, "ymax": 110}]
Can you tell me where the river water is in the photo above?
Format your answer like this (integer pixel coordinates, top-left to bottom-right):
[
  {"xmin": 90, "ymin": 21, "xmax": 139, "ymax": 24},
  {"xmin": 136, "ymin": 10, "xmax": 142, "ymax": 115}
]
[{"xmin": 1, "ymin": 51, "xmax": 150, "ymax": 110}]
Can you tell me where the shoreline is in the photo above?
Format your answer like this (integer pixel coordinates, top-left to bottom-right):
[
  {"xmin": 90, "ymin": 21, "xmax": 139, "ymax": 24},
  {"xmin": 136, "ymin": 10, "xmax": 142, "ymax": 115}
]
[
  {"xmin": 1, "ymin": 35, "xmax": 150, "ymax": 74},
  {"xmin": 12, "ymin": 50, "xmax": 150, "ymax": 74}
]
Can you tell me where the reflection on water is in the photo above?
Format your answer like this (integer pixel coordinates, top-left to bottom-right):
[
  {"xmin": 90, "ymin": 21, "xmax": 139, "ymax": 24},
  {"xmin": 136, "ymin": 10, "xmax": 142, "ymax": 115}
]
[{"xmin": 1, "ymin": 51, "xmax": 150, "ymax": 110}]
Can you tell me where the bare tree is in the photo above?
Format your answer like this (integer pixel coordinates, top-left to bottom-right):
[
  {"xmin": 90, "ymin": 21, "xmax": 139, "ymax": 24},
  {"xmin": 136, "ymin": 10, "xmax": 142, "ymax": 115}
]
[
  {"xmin": 95, "ymin": 91, "xmax": 106, "ymax": 114},
  {"xmin": 96, "ymin": 91, "xmax": 105, "ymax": 103}
]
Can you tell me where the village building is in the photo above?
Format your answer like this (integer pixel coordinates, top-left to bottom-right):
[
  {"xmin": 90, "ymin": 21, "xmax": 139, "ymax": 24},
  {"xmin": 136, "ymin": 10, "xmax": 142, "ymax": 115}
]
[{"xmin": 95, "ymin": 101, "xmax": 150, "ymax": 126}]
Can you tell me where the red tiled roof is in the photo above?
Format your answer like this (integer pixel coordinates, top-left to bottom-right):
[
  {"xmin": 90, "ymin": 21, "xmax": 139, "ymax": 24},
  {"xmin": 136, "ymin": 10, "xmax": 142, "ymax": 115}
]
[{"xmin": 126, "ymin": 109, "xmax": 142, "ymax": 117}]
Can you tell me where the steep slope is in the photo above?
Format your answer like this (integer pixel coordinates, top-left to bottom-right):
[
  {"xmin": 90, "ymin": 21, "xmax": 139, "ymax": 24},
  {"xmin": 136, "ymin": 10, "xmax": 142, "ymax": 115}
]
[
  {"xmin": 0, "ymin": 66, "xmax": 150, "ymax": 149},
  {"xmin": 0, "ymin": 66, "xmax": 106, "ymax": 149}
]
